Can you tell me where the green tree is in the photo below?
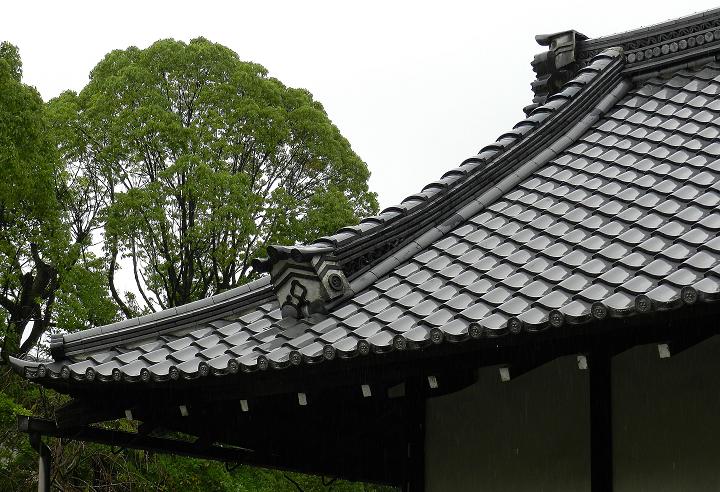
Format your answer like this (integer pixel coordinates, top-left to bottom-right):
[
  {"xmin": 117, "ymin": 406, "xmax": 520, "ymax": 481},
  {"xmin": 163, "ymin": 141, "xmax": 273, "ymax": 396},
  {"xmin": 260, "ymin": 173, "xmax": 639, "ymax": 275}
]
[
  {"xmin": 1, "ymin": 39, "xmax": 389, "ymax": 492},
  {"xmin": 0, "ymin": 42, "xmax": 117, "ymax": 361},
  {"xmin": 50, "ymin": 38, "xmax": 378, "ymax": 314},
  {"xmin": 0, "ymin": 41, "xmax": 117, "ymax": 491}
]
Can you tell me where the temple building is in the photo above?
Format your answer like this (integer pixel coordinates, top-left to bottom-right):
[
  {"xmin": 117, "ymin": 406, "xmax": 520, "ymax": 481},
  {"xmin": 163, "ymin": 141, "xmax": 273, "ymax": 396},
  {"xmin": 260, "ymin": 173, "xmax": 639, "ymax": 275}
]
[{"xmin": 12, "ymin": 8, "xmax": 720, "ymax": 492}]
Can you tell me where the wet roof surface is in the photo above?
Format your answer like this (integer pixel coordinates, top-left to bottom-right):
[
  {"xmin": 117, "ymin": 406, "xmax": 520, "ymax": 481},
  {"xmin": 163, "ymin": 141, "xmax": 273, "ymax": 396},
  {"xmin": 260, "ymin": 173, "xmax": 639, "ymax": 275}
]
[{"xmin": 17, "ymin": 60, "xmax": 720, "ymax": 385}]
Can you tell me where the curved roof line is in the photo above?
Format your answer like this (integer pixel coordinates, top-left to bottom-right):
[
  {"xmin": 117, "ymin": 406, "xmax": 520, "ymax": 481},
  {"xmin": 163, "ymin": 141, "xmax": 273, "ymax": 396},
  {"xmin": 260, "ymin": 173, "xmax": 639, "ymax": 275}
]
[
  {"xmin": 13, "ymin": 47, "xmax": 625, "ymax": 371},
  {"xmin": 338, "ymin": 48, "xmax": 626, "ymax": 298},
  {"xmin": 274, "ymin": 52, "xmax": 627, "ymax": 279},
  {"xmin": 47, "ymin": 6, "xmax": 720, "ymax": 364},
  {"xmin": 262, "ymin": 10, "xmax": 720, "ymax": 280}
]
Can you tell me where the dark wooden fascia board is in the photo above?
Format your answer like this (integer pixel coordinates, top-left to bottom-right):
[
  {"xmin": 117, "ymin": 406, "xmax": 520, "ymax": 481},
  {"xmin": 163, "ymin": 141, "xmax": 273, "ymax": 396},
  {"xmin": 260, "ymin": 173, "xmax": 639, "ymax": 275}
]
[{"xmin": 48, "ymin": 302, "xmax": 720, "ymax": 425}]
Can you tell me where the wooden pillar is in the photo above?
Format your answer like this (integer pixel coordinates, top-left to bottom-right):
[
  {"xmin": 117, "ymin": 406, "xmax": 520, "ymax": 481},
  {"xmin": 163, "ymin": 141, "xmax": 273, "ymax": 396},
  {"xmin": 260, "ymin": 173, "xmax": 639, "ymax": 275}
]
[
  {"xmin": 403, "ymin": 379, "xmax": 426, "ymax": 492},
  {"xmin": 589, "ymin": 346, "xmax": 613, "ymax": 492},
  {"xmin": 30, "ymin": 433, "xmax": 51, "ymax": 492}
]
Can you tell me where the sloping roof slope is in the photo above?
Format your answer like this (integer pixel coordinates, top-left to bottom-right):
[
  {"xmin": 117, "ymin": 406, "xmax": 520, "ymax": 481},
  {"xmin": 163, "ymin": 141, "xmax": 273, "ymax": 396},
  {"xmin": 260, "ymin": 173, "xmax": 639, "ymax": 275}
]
[{"xmin": 11, "ymin": 9, "xmax": 720, "ymax": 388}]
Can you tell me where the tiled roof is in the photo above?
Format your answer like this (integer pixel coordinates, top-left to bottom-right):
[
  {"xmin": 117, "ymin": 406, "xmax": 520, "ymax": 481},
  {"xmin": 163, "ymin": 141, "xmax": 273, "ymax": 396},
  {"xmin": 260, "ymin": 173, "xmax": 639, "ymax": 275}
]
[
  {"xmin": 11, "ymin": 13, "xmax": 720, "ymax": 387},
  {"xmin": 529, "ymin": 8, "xmax": 720, "ymax": 112}
]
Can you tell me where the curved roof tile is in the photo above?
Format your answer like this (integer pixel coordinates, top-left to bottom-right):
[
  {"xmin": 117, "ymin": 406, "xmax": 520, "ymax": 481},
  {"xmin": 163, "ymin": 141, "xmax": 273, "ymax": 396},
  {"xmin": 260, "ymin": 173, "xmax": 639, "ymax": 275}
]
[{"xmin": 13, "ymin": 17, "xmax": 720, "ymax": 388}]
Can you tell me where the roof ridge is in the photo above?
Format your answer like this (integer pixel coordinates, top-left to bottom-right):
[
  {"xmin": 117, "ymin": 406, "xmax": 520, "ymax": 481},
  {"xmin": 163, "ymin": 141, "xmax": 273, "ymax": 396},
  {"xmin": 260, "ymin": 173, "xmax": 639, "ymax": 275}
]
[
  {"xmin": 310, "ymin": 49, "xmax": 626, "ymax": 276},
  {"xmin": 531, "ymin": 9, "xmax": 720, "ymax": 108},
  {"xmin": 244, "ymin": 49, "xmax": 626, "ymax": 322},
  {"xmin": 586, "ymin": 8, "xmax": 720, "ymax": 47},
  {"xmin": 341, "ymin": 59, "xmax": 632, "ymax": 305}
]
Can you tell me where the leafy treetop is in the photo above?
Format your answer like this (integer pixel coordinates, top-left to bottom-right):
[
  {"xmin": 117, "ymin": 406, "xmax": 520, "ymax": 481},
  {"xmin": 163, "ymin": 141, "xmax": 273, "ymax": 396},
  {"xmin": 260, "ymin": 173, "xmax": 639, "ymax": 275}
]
[{"xmin": 49, "ymin": 37, "xmax": 378, "ymax": 314}]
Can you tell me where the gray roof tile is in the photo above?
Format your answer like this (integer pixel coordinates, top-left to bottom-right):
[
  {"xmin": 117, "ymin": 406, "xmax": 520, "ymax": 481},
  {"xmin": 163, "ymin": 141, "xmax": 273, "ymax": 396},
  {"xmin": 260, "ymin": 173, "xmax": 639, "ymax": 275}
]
[{"xmin": 17, "ymin": 54, "xmax": 720, "ymax": 386}]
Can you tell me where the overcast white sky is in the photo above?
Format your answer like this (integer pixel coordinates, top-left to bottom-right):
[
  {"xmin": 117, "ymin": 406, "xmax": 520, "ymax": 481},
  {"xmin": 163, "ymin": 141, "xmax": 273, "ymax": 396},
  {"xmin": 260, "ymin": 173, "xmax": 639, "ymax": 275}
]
[{"xmin": 4, "ymin": 1, "xmax": 719, "ymax": 209}]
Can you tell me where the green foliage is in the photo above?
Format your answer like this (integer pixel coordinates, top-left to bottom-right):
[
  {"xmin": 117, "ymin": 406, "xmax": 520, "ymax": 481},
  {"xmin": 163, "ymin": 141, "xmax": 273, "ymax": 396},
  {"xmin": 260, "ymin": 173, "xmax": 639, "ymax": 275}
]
[
  {"xmin": 0, "ymin": 41, "xmax": 22, "ymax": 82},
  {"xmin": 54, "ymin": 258, "xmax": 119, "ymax": 331},
  {"xmin": 0, "ymin": 42, "xmax": 118, "ymax": 359},
  {"xmin": 0, "ymin": 38, "xmax": 388, "ymax": 492},
  {"xmin": 51, "ymin": 37, "xmax": 378, "ymax": 312},
  {"xmin": 267, "ymin": 186, "xmax": 360, "ymax": 247},
  {"xmin": 0, "ymin": 367, "xmax": 50, "ymax": 490},
  {"xmin": 0, "ymin": 367, "xmax": 395, "ymax": 491}
]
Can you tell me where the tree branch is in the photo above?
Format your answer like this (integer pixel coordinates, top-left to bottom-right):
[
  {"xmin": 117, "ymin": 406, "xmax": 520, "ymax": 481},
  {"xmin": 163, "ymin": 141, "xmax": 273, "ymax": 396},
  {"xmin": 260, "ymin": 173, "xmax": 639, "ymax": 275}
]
[
  {"xmin": 283, "ymin": 474, "xmax": 305, "ymax": 492},
  {"xmin": 107, "ymin": 241, "xmax": 133, "ymax": 318},
  {"xmin": 0, "ymin": 292, "xmax": 15, "ymax": 314},
  {"xmin": 18, "ymin": 291, "xmax": 55, "ymax": 354},
  {"xmin": 131, "ymin": 240, "xmax": 157, "ymax": 313}
]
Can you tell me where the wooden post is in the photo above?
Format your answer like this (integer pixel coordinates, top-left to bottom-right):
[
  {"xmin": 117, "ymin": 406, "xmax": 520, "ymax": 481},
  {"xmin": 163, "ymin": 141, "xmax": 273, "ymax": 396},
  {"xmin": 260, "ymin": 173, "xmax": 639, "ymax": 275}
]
[
  {"xmin": 30, "ymin": 433, "xmax": 51, "ymax": 492},
  {"xmin": 403, "ymin": 379, "xmax": 426, "ymax": 492},
  {"xmin": 588, "ymin": 346, "xmax": 613, "ymax": 491}
]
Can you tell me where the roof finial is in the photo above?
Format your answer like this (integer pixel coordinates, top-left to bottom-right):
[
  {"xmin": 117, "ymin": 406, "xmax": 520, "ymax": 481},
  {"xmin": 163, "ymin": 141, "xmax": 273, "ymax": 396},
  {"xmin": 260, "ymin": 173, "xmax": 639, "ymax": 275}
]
[{"xmin": 526, "ymin": 30, "xmax": 587, "ymax": 115}]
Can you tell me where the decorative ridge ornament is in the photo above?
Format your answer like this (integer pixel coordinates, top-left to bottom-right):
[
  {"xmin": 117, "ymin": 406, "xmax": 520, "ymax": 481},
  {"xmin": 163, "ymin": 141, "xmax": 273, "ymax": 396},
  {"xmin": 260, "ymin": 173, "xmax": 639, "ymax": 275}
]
[
  {"xmin": 527, "ymin": 30, "xmax": 587, "ymax": 114},
  {"xmin": 49, "ymin": 333, "xmax": 65, "ymax": 360},
  {"xmin": 528, "ymin": 8, "xmax": 720, "ymax": 113},
  {"xmin": 579, "ymin": 6, "xmax": 720, "ymax": 70},
  {"xmin": 252, "ymin": 245, "xmax": 350, "ymax": 319}
]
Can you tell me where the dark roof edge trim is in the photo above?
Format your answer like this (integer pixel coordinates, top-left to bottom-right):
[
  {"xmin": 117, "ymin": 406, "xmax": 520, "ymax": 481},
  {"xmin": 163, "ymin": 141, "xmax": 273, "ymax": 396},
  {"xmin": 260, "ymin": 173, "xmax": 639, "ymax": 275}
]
[
  {"xmin": 51, "ymin": 277, "xmax": 274, "ymax": 360},
  {"xmin": 344, "ymin": 67, "xmax": 633, "ymax": 301},
  {"xmin": 629, "ymin": 53, "xmax": 720, "ymax": 82}
]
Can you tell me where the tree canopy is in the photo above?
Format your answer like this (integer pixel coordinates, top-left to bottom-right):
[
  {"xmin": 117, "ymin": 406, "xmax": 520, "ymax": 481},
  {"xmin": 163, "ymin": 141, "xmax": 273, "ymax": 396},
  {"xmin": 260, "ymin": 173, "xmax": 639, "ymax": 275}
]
[
  {"xmin": 0, "ymin": 42, "xmax": 117, "ymax": 361},
  {"xmin": 50, "ymin": 37, "xmax": 377, "ymax": 314},
  {"xmin": 1, "ymin": 38, "xmax": 386, "ymax": 491}
]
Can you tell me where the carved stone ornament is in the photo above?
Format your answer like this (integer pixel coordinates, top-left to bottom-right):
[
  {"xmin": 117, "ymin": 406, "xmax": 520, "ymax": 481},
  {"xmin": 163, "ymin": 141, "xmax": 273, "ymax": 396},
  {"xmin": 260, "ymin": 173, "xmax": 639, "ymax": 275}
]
[{"xmin": 252, "ymin": 245, "xmax": 350, "ymax": 319}]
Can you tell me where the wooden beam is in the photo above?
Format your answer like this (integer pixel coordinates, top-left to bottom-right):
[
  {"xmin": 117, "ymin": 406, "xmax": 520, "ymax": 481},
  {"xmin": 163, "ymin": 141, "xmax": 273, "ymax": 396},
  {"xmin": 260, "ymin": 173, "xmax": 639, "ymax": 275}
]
[
  {"xmin": 56, "ymin": 399, "xmax": 126, "ymax": 429},
  {"xmin": 498, "ymin": 352, "xmax": 562, "ymax": 383},
  {"xmin": 49, "ymin": 305, "xmax": 720, "ymax": 419},
  {"xmin": 18, "ymin": 413, "xmax": 402, "ymax": 487},
  {"xmin": 31, "ymin": 308, "xmax": 720, "ymax": 489},
  {"xmin": 588, "ymin": 346, "xmax": 613, "ymax": 492}
]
